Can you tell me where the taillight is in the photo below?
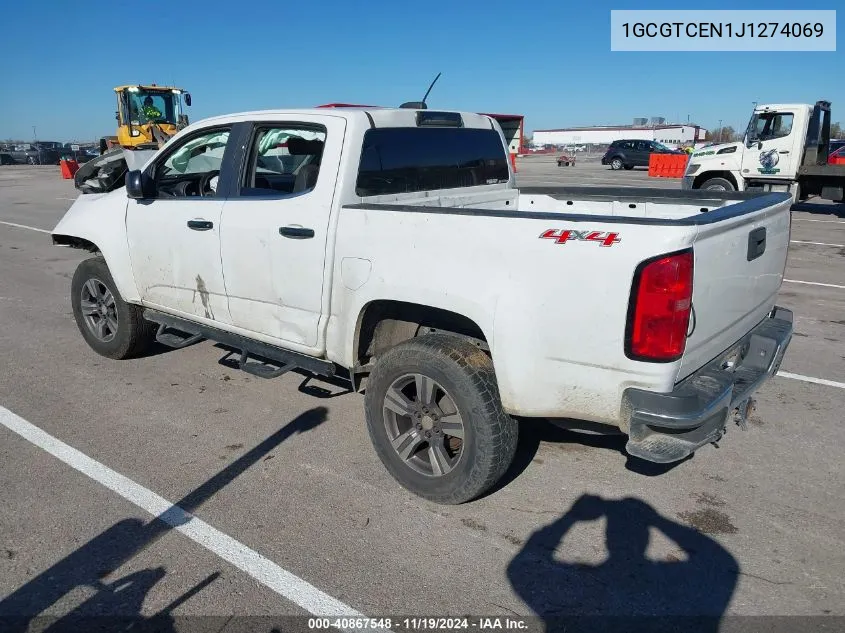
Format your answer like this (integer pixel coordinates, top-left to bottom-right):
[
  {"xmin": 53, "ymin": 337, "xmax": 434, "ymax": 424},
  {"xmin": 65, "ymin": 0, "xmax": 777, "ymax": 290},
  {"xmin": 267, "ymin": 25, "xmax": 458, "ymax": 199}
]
[{"xmin": 625, "ymin": 249, "xmax": 694, "ymax": 362}]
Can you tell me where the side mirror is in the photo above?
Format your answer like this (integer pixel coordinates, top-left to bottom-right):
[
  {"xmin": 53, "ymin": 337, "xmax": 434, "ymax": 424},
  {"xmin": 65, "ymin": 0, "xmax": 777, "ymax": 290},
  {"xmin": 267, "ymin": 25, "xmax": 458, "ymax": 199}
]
[
  {"xmin": 126, "ymin": 170, "xmax": 155, "ymax": 199},
  {"xmin": 184, "ymin": 93, "xmax": 192, "ymax": 107},
  {"xmin": 757, "ymin": 141, "xmax": 763, "ymax": 150}
]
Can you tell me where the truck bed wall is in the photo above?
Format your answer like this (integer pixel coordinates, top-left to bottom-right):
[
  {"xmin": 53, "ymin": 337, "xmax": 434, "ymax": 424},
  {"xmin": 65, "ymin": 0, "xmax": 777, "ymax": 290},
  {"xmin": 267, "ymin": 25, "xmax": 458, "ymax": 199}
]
[
  {"xmin": 328, "ymin": 188, "xmax": 791, "ymax": 427},
  {"xmin": 329, "ymin": 202, "xmax": 693, "ymax": 426}
]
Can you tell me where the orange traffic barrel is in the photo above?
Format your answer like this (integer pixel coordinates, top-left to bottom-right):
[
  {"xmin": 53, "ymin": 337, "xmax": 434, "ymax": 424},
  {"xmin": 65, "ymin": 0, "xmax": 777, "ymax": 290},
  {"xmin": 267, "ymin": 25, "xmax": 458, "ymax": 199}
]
[{"xmin": 60, "ymin": 159, "xmax": 80, "ymax": 179}]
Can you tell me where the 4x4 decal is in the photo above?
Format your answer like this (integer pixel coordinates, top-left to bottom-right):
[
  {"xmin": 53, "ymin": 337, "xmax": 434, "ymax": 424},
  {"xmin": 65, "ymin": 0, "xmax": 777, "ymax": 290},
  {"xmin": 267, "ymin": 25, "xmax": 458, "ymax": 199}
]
[{"xmin": 540, "ymin": 229, "xmax": 622, "ymax": 247}]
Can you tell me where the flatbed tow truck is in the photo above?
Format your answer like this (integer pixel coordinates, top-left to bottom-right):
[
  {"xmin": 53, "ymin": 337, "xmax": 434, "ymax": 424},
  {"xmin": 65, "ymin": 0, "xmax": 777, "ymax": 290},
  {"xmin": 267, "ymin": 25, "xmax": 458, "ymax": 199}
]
[{"xmin": 683, "ymin": 100, "xmax": 845, "ymax": 204}]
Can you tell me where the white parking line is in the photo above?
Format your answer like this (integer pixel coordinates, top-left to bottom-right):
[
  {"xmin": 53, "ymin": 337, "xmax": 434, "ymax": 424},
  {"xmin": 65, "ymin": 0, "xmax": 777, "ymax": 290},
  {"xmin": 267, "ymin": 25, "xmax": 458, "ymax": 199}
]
[
  {"xmin": 784, "ymin": 278, "xmax": 845, "ymax": 289},
  {"xmin": 792, "ymin": 218, "xmax": 845, "ymax": 224},
  {"xmin": 790, "ymin": 240, "xmax": 844, "ymax": 248},
  {"xmin": 777, "ymin": 371, "xmax": 845, "ymax": 390},
  {"xmin": 0, "ymin": 406, "xmax": 373, "ymax": 630},
  {"xmin": 0, "ymin": 220, "xmax": 51, "ymax": 234},
  {"xmin": 56, "ymin": 197, "xmax": 78, "ymax": 201}
]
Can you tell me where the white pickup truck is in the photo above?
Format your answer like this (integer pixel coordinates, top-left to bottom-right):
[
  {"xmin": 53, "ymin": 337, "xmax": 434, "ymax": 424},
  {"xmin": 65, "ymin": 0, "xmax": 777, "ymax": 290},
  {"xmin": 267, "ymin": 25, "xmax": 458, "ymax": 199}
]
[{"xmin": 52, "ymin": 106, "xmax": 795, "ymax": 504}]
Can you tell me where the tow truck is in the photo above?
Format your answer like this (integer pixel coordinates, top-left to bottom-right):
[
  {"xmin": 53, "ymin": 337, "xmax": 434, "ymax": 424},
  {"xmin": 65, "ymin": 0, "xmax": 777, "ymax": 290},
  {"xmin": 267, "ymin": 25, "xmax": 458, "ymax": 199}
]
[{"xmin": 682, "ymin": 100, "xmax": 845, "ymax": 204}]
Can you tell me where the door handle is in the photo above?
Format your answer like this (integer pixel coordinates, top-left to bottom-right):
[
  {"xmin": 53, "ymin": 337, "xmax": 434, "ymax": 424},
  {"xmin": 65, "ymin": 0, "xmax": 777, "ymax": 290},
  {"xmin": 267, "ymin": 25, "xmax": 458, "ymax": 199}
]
[
  {"xmin": 279, "ymin": 226, "xmax": 315, "ymax": 239},
  {"xmin": 747, "ymin": 227, "xmax": 767, "ymax": 262},
  {"xmin": 778, "ymin": 150, "xmax": 790, "ymax": 154},
  {"xmin": 187, "ymin": 219, "xmax": 214, "ymax": 231}
]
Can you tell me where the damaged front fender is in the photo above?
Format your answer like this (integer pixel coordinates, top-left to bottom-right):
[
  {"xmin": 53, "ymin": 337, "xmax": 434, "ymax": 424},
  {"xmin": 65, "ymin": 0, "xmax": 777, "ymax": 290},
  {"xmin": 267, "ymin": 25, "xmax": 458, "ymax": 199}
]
[{"xmin": 74, "ymin": 147, "xmax": 158, "ymax": 194}]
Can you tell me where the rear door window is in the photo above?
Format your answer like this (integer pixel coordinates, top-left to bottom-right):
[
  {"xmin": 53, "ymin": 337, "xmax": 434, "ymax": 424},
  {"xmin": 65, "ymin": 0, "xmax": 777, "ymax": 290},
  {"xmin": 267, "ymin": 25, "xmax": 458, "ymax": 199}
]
[
  {"xmin": 356, "ymin": 127, "xmax": 509, "ymax": 196},
  {"xmin": 240, "ymin": 125, "xmax": 327, "ymax": 197}
]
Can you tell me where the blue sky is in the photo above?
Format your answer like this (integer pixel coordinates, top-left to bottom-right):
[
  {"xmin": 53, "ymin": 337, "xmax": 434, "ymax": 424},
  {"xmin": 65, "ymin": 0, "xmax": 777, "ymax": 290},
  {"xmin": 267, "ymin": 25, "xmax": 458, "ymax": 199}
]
[{"xmin": 1, "ymin": 0, "xmax": 842, "ymax": 141}]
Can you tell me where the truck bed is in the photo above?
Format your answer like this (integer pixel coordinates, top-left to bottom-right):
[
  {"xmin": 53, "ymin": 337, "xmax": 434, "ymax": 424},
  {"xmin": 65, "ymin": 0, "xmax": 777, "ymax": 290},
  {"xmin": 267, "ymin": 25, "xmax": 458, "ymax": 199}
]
[
  {"xmin": 798, "ymin": 163, "xmax": 845, "ymax": 178},
  {"xmin": 339, "ymin": 187, "xmax": 792, "ymax": 422},
  {"xmin": 349, "ymin": 186, "xmax": 784, "ymax": 223}
]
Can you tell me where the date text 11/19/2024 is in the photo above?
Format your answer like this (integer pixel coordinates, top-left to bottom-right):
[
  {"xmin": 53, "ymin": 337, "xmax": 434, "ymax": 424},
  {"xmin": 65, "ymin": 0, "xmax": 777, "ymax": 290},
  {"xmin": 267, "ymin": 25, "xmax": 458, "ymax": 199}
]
[{"xmin": 307, "ymin": 617, "xmax": 530, "ymax": 630}]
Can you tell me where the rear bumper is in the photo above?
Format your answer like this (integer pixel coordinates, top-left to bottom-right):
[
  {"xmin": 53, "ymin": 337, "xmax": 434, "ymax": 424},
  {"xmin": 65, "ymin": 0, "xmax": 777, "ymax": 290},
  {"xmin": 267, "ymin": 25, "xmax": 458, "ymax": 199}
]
[{"xmin": 621, "ymin": 306, "xmax": 794, "ymax": 464}]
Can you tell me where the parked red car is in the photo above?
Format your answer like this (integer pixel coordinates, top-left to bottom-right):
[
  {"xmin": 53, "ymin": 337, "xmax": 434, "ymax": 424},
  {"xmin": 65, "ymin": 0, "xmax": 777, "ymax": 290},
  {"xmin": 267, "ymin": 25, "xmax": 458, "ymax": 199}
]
[{"xmin": 828, "ymin": 146, "xmax": 845, "ymax": 165}]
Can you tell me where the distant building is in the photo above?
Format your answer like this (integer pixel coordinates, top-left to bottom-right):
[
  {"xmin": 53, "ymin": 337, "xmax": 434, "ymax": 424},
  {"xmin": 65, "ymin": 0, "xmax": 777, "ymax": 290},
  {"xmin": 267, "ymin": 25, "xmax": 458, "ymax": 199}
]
[{"xmin": 532, "ymin": 123, "xmax": 707, "ymax": 148}]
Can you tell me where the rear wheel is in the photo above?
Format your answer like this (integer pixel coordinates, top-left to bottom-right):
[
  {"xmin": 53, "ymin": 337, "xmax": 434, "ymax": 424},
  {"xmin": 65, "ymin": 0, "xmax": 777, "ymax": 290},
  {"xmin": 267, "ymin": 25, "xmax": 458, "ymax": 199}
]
[
  {"xmin": 610, "ymin": 157, "xmax": 624, "ymax": 170},
  {"xmin": 699, "ymin": 177, "xmax": 735, "ymax": 191},
  {"xmin": 71, "ymin": 256, "xmax": 156, "ymax": 359},
  {"xmin": 364, "ymin": 333, "xmax": 518, "ymax": 504}
]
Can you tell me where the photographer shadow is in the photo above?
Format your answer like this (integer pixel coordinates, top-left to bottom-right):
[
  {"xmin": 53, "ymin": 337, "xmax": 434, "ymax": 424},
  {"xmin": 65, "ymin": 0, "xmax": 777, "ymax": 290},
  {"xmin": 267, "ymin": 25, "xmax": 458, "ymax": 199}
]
[{"xmin": 507, "ymin": 494, "xmax": 739, "ymax": 633}]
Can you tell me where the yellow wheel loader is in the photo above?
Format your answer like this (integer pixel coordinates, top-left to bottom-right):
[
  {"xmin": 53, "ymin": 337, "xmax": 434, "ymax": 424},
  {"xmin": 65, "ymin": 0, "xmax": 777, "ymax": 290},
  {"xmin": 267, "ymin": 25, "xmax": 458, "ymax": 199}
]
[{"xmin": 80, "ymin": 84, "xmax": 193, "ymax": 193}]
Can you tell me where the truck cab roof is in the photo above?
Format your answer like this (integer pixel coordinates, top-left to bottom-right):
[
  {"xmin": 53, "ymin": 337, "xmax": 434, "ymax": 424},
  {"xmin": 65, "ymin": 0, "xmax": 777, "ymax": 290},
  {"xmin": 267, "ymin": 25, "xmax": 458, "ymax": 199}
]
[
  {"xmin": 754, "ymin": 103, "xmax": 812, "ymax": 113},
  {"xmin": 194, "ymin": 107, "xmax": 498, "ymax": 131}
]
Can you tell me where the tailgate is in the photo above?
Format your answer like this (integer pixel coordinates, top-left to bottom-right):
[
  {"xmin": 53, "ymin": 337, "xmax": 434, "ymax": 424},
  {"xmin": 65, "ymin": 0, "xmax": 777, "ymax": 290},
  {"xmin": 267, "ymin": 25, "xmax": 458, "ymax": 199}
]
[{"xmin": 676, "ymin": 195, "xmax": 792, "ymax": 382}]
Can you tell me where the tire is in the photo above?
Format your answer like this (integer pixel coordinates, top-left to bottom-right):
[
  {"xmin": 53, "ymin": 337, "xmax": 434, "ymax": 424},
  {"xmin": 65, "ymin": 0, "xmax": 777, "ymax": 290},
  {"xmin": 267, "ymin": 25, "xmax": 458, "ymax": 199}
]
[
  {"xmin": 70, "ymin": 256, "xmax": 156, "ymax": 359},
  {"xmin": 699, "ymin": 177, "xmax": 735, "ymax": 192},
  {"xmin": 26, "ymin": 156, "xmax": 37, "ymax": 165},
  {"xmin": 364, "ymin": 333, "xmax": 518, "ymax": 504},
  {"xmin": 610, "ymin": 157, "xmax": 624, "ymax": 171}
]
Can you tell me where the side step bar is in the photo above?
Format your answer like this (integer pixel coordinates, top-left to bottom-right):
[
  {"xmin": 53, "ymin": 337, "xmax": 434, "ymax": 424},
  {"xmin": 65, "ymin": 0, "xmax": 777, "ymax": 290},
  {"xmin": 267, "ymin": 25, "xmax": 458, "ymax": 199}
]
[
  {"xmin": 155, "ymin": 322, "xmax": 203, "ymax": 349},
  {"xmin": 143, "ymin": 309, "xmax": 337, "ymax": 379}
]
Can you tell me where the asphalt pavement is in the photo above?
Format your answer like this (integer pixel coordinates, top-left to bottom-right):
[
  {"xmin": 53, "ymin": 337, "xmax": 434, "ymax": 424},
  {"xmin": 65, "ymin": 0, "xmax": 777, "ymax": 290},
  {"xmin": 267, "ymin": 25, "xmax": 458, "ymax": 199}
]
[{"xmin": 1, "ymin": 160, "xmax": 843, "ymax": 632}]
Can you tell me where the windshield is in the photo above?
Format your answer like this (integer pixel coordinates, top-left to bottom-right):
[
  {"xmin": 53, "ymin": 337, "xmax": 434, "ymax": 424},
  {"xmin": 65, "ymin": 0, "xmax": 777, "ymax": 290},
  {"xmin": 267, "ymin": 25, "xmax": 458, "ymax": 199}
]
[
  {"xmin": 126, "ymin": 90, "xmax": 179, "ymax": 126},
  {"xmin": 652, "ymin": 142, "xmax": 671, "ymax": 152},
  {"xmin": 746, "ymin": 112, "xmax": 794, "ymax": 142},
  {"xmin": 160, "ymin": 130, "xmax": 230, "ymax": 177}
]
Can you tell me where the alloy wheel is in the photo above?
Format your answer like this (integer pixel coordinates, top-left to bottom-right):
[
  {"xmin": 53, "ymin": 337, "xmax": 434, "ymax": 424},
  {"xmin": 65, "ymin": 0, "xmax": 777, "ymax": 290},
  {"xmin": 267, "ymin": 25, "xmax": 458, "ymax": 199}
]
[
  {"xmin": 80, "ymin": 278, "xmax": 118, "ymax": 342},
  {"xmin": 382, "ymin": 373, "xmax": 466, "ymax": 477}
]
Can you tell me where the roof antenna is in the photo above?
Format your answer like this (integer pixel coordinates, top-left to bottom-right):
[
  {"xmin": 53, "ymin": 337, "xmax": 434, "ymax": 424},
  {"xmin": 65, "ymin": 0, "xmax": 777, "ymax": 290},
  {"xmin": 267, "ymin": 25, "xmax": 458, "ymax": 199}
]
[{"xmin": 400, "ymin": 72, "xmax": 441, "ymax": 109}]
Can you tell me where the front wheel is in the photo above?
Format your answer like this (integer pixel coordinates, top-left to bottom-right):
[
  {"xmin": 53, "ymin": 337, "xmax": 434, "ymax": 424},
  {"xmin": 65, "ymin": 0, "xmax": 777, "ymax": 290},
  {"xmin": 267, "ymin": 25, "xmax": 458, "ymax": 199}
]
[
  {"xmin": 71, "ymin": 256, "xmax": 156, "ymax": 359},
  {"xmin": 610, "ymin": 157, "xmax": 624, "ymax": 170},
  {"xmin": 699, "ymin": 177, "xmax": 735, "ymax": 191},
  {"xmin": 364, "ymin": 333, "xmax": 518, "ymax": 504}
]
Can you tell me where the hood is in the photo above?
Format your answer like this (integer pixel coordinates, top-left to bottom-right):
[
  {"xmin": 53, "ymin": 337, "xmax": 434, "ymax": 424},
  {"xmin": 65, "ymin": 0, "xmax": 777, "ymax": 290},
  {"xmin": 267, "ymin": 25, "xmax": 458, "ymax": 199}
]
[{"xmin": 689, "ymin": 142, "xmax": 742, "ymax": 161}]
